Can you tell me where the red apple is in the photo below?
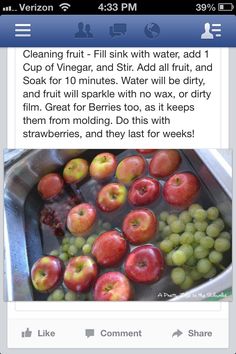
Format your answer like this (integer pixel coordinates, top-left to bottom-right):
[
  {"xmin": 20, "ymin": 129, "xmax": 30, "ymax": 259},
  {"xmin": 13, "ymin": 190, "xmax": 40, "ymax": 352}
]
[
  {"xmin": 163, "ymin": 172, "xmax": 200, "ymax": 207},
  {"xmin": 37, "ymin": 173, "xmax": 64, "ymax": 200},
  {"xmin": 97, "ymin": 183, "xmax": 127, "ymax": 212},
  {"xmin": 67, "ymin": 203, "xmax": 97, "ymax": 237},
  {"xmin": 64, "ymin": 256, "xmax": 98, "ymax": 293},
  {"xmin": 124, "ymin": 245, "xmax": 164, "ymax": 284},
  {"xmin": 92, "ymin": 230, "xmax": 128, "ymax": 267},
  {"xmin": 93, "ymin": 272, "xmax": 133, "ymax": 301},
  {"xmin": 122, "ymin": 209, "xmax": 158, "ymax": 245},
  {"xmin": 116, "ymin": 155, "xmax": 146, "ymax": 185},
  {"xmin": 149, "ymin": 150, "xmax": 181, "ymax": 178},
  {"xmin": 90, "ymin": 152, "xmax": 117, "ymax": 180},
  {"xmin": 128, "ymin": 177, "xmax": 161, "ymax": 206},
  {"xmin": 136, "ymin": 149, "xmax": 156, "ymax": 155},
  {"xmin": 63, "ymin": 158, "xmax": 89, "ymax": 184},
  {"xmin": 31, "ymin": 256, "xmax": 64, "ymax": 293}
]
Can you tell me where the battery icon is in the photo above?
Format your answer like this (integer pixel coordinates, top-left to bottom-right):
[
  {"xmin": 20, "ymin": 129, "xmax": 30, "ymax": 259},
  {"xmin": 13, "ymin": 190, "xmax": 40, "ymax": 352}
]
[{"xmin": 218, "ymin": 3, "xmax": 234, "ymax": 11}]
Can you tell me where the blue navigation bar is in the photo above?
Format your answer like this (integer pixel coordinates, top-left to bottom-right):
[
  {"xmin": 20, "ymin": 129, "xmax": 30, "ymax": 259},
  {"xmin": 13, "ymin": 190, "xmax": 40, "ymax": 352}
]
[{"xmin": 0, "ymin": 15, "xmax": 235, "ymax": 47}]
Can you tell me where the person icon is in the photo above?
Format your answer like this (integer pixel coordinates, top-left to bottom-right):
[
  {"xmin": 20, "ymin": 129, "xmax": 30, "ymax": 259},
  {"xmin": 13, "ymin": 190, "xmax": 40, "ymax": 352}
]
[
  {"xmin": 201, "ymin": 23, "xmax": 214, "ymax": 39},
  {"xmin": 85, "ymin": 24, "xmax": 93, "ymax": 38},
  {"xmin": 75, "ymin": 22, "xmax": 87, "ymax": 38}
]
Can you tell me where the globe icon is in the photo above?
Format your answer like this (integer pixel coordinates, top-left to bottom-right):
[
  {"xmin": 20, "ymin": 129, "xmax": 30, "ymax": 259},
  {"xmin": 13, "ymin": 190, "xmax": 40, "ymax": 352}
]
[{"xmin": 144, "ymin": 23, "xmax": 160, "ymax": 38}]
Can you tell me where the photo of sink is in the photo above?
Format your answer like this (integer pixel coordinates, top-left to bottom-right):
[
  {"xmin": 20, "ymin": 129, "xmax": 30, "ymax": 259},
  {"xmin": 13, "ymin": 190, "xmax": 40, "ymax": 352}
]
[{"xmin": 4, "ymin": 149, "xmax": 232, "ymax": 301}]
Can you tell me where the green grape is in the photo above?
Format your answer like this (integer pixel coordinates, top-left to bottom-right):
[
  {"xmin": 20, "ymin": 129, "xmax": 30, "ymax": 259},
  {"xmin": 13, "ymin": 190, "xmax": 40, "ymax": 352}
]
[
  {"xmin": 180, "ymin": 275, "xmax": 194, "ymax": 290},
  {"xmin": 68, "ymin": 245, "xmax": 78, "ymax": 256},
  {"xmin": 207, "ymin": 207, "xmax": 219, "ymax": 221},
  {"xmin": 190, "ymin": 268, "xmax": 202, "ymax": 281},
  {"xmin": 219, "ymin": 231, "xmax": 231, "ymax": 240},
  {"xmin": 170, "ymin": 220, "xmax": 185, "ymax": 233},
  {"xmin": 50, "ymin": 250, "xmax": 59, "ymax": 257},
  {"xmin": 193, "ymin": 209, "xmax": 207, "ymax": 221},
  {"xmin": 200, "ymin": 236, "xmax": 214, "ymax": 249},
  {"xmin": 62, "ymin": 237, "xmax": 70, "ymax": 245},
  {"xmin": 47, "ymin": 294, "xmax": 53, "ymax": 301},
  {"xmin": 166, "ymin": 250, "xmax": 175, "ymax": 266},
  {"xmin": 179, "ymin": 244, "xmax": 193, "ymax": 259},
  {"xmin": 82, "ymin": 243, "xmax": 92, "ymax": 254},
  {"xmin": 194, "ymin": 245, "xmax": 209, "ymax": 259},
  {"xmin": 203, "ymin": 266, "xmax": 217, "ymax": 279},
  {"xmin": 208, "ymin": 250, "xmax": 223, "ymax": 264},
  {"xmin": 98, "ymin": 219, "xmax": 103, "ymax": 227},
  {"xmin": 214, "ymin": 238, "xmax": 231, "ymax": 252},
  {"xmin": 179, "ymin": 210, "xmax": 192, "ymax": 224},
  {"xmin": 196, "ymin": 258, "xmax": 212, "ymax": 274},
  {"xmin": 69, "ymin": 237, "xmax": 76, "ymax": 245},
  {"xmin": 87, "ymin": 235, "xmax": 97, "ymax": 246},
  {"xmin": 194, "ymin": 221, "xmax": 208, "ymax": 232},
  {"xmin": 206, "ymin": 224, "xmax": 221, "ymax": 238},
  {"xmin": 160, "ymin": 211, "xmax": 169, "ymax": 222},
  {"xmin": 185, "ymin": 223, "xmax": 196, "ymax": 234},
  {"xmin": 167, "ymin": 214, "xmax": 178, "ymax": 225},
  {"xmin": 194, "ymin": 231, "xmax": 205, "ymax": 243},
  {"xmin": 180, "ymin": 232, "xmax": 194, "ymax": 245},
  {"xmin": 51, "ymin": 289, "xmax": 64, "ymax": 301},
  {"xmin": 59, "ymin": 252, "xmax": 69, "ymax": 262},
  {"xmin": 171, "ymin": 267, "xmax": 186, "ymax": 285},
  {"xmin": 78, "ymin": 293, "xmax": 87, "ymax": 301},
  {"xmin": 65, "ymin": 291, "xmax": 78, "ymax": 301},
  {"xmin": 162, "ymin": 225, "xmax": 172, "ymax": 238},
  {"xmin": 62, "ymin": 244, "xmax": 69, "ymax": 252},
  {"xmin": 74, "ymin": 237, "xmax": 86, "ymax": 249},
  {"xmin": 160, "ymin": 239, "xmax": 174, "ymax": 253},
  {"xmin": 86, "ymin": 292, "xmax": 94, "ymax": 301},
  {"xmin": 172, "ymin": 250, "xmax": 187, "ymax": 266},
  {"xmin": 189, "ymin": 203, "xmax": 202, "ymax": 217},
  {"xmin": 213, "ymin": 218, "xmax": 225, "ymax": 231},
  {"xmin": 186, "ymin": 255, "xmax": 197, "ymax": 267},
  {"xmin": 159, "ymin": 221, "xmax": 166, "ymax": 232},
  {"xmin": 169, "ymin": 233, "xmax": 180, "ymax": 247},
  {"xmin": 98, "ymin": 229, "xmax": 106, "ymax": 235}
]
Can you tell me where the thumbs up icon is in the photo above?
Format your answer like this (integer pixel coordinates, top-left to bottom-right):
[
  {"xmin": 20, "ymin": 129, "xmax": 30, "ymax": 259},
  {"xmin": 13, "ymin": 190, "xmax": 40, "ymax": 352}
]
[{"xmin": 21, "ymin": 328, "xmax": 32, "ymax": 338}]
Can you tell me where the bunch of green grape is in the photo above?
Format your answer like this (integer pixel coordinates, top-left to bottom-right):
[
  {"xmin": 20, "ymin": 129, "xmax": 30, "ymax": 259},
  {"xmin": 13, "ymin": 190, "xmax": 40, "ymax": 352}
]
[
  {"xmin": 47, "ymin": 287, "xmax": 93, "ymax": 301},
  {"xmin": 49, "ymin": 233, "xmax": 97, "ymax": 262},
  {"xmin": 49, "ymin": 221, "xmax": 112, "ymax": 264},
  {"xmin": 158, "ymin": 204, "xmax": 231, "ymax": 291}
]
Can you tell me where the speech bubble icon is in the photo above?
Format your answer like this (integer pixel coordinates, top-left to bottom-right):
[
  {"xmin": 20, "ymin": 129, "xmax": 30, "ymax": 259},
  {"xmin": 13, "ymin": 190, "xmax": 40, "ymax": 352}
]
[
  {"xmin": 113, "ymin": 23, "xmax": 127, "ymax": 35},
  {"xmin": 85, "ymin": 329, "xmax": 95, "ymax": 338}
]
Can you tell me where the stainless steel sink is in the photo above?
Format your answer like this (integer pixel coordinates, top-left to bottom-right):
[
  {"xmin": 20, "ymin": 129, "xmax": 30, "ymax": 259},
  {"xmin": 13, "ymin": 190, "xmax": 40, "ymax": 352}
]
[{"xmin": 4, "ymin": 149, "xmax": 232, "ymax": 301}]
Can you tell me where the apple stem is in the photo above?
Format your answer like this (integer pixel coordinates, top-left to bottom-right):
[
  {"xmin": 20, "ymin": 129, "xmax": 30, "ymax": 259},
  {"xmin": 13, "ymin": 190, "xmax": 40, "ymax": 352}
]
[
  {"xmin": 138, "ymin": 261, "xmax": 147, "ymax": 268},
  {"xmin": 104, "ymin": 284, "xmax": 113, "ymax": 292}
]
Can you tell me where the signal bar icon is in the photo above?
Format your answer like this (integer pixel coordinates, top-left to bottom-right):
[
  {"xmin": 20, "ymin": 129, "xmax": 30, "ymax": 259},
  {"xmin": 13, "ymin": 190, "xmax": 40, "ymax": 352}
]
[{"xmin": 2, "ymin": 5, "xmax": 17, "ymax": 12}]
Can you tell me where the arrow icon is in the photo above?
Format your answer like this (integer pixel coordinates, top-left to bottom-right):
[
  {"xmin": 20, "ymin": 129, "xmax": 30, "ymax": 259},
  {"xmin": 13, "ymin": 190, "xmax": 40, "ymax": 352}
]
[{"xmin": 172, "ymin": 329, "xmax": 183, "ymax": 338}]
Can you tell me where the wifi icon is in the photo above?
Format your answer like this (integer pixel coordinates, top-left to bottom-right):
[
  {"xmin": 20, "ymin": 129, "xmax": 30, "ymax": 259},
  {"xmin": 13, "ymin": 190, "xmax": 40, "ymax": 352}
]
[{"xmin": 59, "ymin": 3, "xmax": 71, "ymax": 11}]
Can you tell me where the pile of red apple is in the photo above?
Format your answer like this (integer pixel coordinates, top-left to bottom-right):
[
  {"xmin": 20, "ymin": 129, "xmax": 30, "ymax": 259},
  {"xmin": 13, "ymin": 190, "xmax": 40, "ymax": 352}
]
[{"xmin": 31, "ymin": 149, "xmax": 202, "ymax": 301}]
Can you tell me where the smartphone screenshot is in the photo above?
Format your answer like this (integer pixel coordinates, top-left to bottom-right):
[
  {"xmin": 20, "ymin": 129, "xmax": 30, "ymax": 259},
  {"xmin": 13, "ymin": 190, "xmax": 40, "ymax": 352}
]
[{"xmin": 0, "ymin": 0, "xmax": 235, "ymax": 353}]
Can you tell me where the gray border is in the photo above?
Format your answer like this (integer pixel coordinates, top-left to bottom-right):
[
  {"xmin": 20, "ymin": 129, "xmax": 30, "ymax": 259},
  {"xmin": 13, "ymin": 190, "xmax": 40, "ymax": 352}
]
[
  {"xmin": 228, "ymin": 48, "xmax": 236, "ymax": 353},
  {"xmin": 0, "ymin": 48, "xmax": 236, "ymax": 353},
  {"xmin": 0, "ymin": 47, "xmax": 8, "ymax": 353}
]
